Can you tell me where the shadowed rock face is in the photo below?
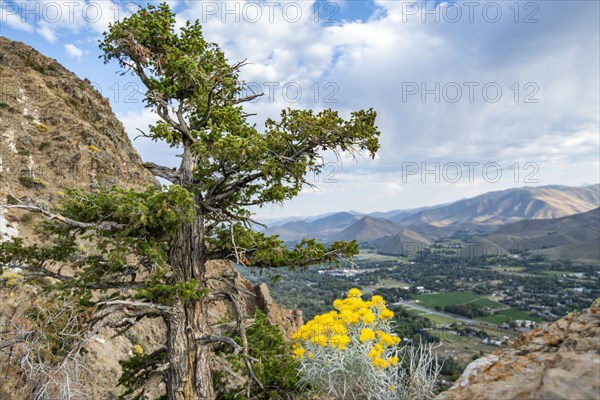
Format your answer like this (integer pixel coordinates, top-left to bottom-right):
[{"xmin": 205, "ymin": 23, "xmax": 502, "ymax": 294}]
[{"xmin": 436, "ymin": 300, "xmax": 600, "ymax": 400}]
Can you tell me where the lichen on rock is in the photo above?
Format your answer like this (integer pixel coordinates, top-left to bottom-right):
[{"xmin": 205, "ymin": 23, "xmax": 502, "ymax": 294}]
[{"xmin": 436, "ymin": 300, "xmax": 600, "ymax": 400}]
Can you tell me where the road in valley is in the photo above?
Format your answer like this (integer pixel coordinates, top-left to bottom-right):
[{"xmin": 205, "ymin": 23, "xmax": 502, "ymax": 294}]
[{"xmin": 392, "ymin": 300, "xmax": 484, "ymax": 325}]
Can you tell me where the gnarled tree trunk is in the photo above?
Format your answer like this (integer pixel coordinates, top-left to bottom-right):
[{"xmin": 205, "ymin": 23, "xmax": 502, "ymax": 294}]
[
  {"xmin": 165, "ymin": 300, "xmax": 213, "ymax": 400},
  {"xmin": 166, "ymin": 208, "xmax": 214, "ymax": 399}
]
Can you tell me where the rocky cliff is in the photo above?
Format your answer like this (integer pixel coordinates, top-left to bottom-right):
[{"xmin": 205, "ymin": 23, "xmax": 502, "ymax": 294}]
[
  {"xmin": 436, "ymin": 299, "xmax": 600, "ymax": 400},
  {"xmin": 0, "ymin": 37, "xmax": 302, "ymax": 399},
  {"xmin": 0, "ymin": 36, "xmax": 157, "ymax": 242}
]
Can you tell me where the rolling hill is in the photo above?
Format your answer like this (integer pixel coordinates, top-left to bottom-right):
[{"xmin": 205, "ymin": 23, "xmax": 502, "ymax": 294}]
[
  {"xmin": 264, "ymin": 211, "xmax": 361, "ymax": 242},
  {"xmin": 376, "ymin": 229, "xmax": 433, "ymax": 256},
  {"xmin": 395, "ymin": 185, "xmax": 599, "ymax": 227},
  {"xmin": 463, "ymin": 208, "xmax": 600, "ymax": 262},
  {"xmin": 330, "ymin": 216, "xmax": 403, "ymax": 243}
]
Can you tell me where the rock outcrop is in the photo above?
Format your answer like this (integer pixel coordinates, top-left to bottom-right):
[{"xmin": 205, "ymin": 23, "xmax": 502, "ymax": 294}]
[
  {"xmin": 205, "ymin": 260, "xmax": 303, "ymax": 338},
  {"xmin": 0, "ymin": 36, "xmax": 157, "ymax": 243},
  {"xmin": 436, "ymin": 300, "xmax": 600, "ymax": 400}
]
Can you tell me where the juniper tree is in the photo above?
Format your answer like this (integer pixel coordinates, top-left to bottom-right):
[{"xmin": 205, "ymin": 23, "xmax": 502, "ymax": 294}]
[{"xmin": 0, "ymin": 3, "xmax": 380, "ymax": 399}]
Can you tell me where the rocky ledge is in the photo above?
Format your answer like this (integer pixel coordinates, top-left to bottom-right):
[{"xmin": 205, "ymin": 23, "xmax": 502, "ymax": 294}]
[{"xmin": 436, "ymin": 299, "xmax": 600, "ymax": 400}]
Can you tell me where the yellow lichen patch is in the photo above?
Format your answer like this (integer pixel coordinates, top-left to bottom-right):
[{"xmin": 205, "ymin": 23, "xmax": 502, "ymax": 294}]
[{"xmin": 0, "ymin": 270, "xmax": 23, "ymax": 287}]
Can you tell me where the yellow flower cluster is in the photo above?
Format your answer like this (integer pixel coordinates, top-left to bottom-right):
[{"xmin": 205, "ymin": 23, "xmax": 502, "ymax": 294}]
[
  {"xmin": 372, "ymin": 357, "xmax": 389, "ymax": 369},
  {"xmin": 293, "ymin": 288, "xmax": 400, "ymax": 369},
  {"xmin": 293, "ymin": 310, "xmax": 350, "ymax": 350},
  {"xmin": 359, "ymin": 328, "xmax": 376, "ymax": 342},
  {"xmin": 293, "ymin": 347, "xmax": 306, "ymax": 358},
  {"xmin": 133, "ymin": 344, "xmax": 144, "ymax": 355}
]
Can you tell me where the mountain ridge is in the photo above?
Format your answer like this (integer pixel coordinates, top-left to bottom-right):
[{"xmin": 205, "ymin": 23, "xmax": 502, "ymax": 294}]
[
  {"xmin": 468, "ymin": 207, "xmax": 600, "ymax": 263},
  {"xmin": 263, "ymin": 185, "xmax": 600, "ymax": 250}
]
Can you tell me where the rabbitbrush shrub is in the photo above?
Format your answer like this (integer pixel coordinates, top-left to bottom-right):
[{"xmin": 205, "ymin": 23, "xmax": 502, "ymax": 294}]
[{"xmin": 293, "ymin": 289, "xmax": 440, "ymax": 400}]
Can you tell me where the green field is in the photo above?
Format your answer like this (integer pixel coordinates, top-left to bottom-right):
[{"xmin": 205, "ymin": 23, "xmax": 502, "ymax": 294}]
[
  {"xmin": 433, "ymin": 334, "xmax": 499, "ymax": 366},
  {"xmin": 414, "ymin": 291, "xmax": 504, "ymax": 310},
  {"xmin": 421, "ymin": 313, "xmax": 459, "ymax": 324},
  {"xmin": 469, "ymin": 298, "xmax": 504, "ymax": 308},
  {"xmin": 404, "ymin": 308, "xmax": 460, "ymax": 324},
  {"xmin": 369, "ymin": 278, "xmax": 411, "ymax": 289},
  {"xmin": 477, "ymin": 308, "xmax": 542, "ymax": 324}
]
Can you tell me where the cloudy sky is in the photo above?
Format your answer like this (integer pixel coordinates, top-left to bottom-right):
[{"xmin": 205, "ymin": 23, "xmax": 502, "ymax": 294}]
[{"xmin": 2, "ymin": 0, "xmax": 599, "ymax": 220}]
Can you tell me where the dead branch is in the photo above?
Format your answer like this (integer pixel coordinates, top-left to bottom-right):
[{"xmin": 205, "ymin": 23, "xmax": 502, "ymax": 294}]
[
  {"xmin": 211, "ymin": 319, "xmax": 255, "ymax": 336},
  {"xmin": 142, "ymin": 162, "xmax": 182, "ymax": 183},
  {"xmin": 223, "ymin": 290, "xmax": 264, "ymax": 393},
  {"xmin": 0, "ymin": 203, "xmax": 124, "ymax": 232},
  {"xmin": 198, "ymin": 334, "xmax": 243, "ymax": 355},
  {"xmin": 95, "ymin": 300, "xmax": 172, "ymax": 313}
]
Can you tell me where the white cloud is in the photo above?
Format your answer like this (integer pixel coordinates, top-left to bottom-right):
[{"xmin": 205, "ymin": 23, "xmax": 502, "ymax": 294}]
[
  {"xmin": 37, "ymin": 23, "xmax": 57, "ymax": 43},
  {"xmin": 118, "ymin": 109, "xmax": 180, "ymax": 169},
  {"xmin": 178, "ymin": 0, "xmax": 600, "ymax": 216},
  {"xmin": 64, "ymin": 43, "xmax": 83, "ymax": 58},
  {"xmin": 6, "ymin": 0, "xmax": 595, "ymax": 216}
]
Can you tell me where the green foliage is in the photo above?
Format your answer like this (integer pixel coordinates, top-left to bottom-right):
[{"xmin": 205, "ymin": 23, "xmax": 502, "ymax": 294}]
[
  {"xmin": 208, "ymin": 225, "xmax": 358, "ymax": 269},
  {"xmin": 437, "ymin": 356, "xmax": 466, "ymax": 381},
  {"xmin": 0, "ymin": 238, "xmax": 76, "ymax": 266},
  {"xmin": 100, "ymin": 3, "xmax": 241, "ymax": 126},
  {"xmin": 118, "ymin": 348, "xmax": 167, "ymax": 399},
  {"xmin": 0, "ymin": 269, "xmax": 23, "ymax": 287},
  {"xmin": 19, "ymin": 212, "xmax": 33, "ymax": 223},
  {"xmin": 136, "ymin": 280, "xmax": 209, "ymax": 306},
  {"xmin": 215, "ymin": 310, "xmax": 304, "ymax": 400},
  {"xmin": 60, "ymin": 184, "xmax": 194, "ymax": 239},
  {"xmin": 38, "ymin": 141, "xmax": 51, "ymax": 151},
  {"xmin": 25, "ymin": 58, "xmax": 46, "ymax": 73},
  {"xmin": 25, "ymin": 294, "xmax": 88, "ymax": 363},
  {"xmin": 18, "ymin": 175, "xmax": 35, "ymax": 188},
  {"xmin": 35, "ymin": 123, "xmax": 50, "ymax": 133}
]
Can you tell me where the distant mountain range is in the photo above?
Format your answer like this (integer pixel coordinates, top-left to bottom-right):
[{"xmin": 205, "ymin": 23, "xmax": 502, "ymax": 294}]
[
  {"xmin": 262, "ymin": 185, "xmax": 600, "ymax": 261},
  {"xmin": 395, "ymin": 185, "xmax": 600, "ymax": 227},
  {"xmin": 465, "ymin": 207, "xmax": 600, "ymax": 263}
]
